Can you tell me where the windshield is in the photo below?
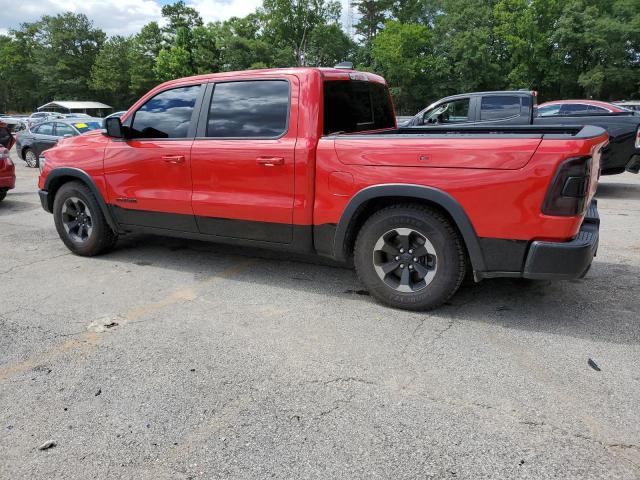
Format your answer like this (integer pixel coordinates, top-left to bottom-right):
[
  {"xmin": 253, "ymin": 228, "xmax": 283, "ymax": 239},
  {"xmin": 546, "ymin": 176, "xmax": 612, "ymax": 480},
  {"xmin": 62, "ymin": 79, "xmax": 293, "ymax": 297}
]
[
  {"xmin": 72, "ymin": 121, "xmax": 102, "ymax": 133},
  {"xmin": 323, "ymin": 80, "xmax": 395, "ymax": 134}
]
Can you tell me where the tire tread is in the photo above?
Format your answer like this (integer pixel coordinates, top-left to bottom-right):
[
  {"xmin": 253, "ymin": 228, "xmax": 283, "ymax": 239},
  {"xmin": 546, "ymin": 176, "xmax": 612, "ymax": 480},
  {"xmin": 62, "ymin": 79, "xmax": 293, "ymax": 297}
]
[{"xmin": 353, "ymin": 203, "xmax": 466, "ymax": 310}]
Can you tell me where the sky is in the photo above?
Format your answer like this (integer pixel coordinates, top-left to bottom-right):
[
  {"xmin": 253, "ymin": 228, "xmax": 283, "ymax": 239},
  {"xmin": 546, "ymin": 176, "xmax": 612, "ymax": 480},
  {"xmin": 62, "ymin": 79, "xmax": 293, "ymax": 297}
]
[{"xmin": 0, "ymin": 0, "xmax": 351, "ymax": 36}]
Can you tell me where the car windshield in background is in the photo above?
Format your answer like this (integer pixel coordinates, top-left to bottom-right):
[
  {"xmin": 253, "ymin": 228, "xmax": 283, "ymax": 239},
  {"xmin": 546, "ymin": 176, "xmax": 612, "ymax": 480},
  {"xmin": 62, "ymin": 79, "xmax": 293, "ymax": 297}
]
[
  {"xmin": 72, "ymin": 121, "xmax": 102, "ymax": 133},
  {"xmin": 323, "ymin": 80, "xmax": 395, "ymax": 134}
]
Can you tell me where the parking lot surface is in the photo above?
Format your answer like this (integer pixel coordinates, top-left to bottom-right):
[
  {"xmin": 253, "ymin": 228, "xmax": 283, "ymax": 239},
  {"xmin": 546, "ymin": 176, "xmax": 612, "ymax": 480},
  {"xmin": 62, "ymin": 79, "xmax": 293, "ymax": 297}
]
[{"xmin": 1, "ymin": 151, "xmax": 639, "ymax": 479}]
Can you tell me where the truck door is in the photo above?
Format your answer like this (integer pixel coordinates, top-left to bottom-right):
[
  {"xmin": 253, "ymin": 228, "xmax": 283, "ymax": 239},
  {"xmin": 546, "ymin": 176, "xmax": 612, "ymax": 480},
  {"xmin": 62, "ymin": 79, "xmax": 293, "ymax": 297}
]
[
  {"xmin": 190, "ymin": 77, "xmax": 298, "ymax": 243},
  {"xmin": 103, "ymin": 84, "xmax": 203, "ymax": 231}
]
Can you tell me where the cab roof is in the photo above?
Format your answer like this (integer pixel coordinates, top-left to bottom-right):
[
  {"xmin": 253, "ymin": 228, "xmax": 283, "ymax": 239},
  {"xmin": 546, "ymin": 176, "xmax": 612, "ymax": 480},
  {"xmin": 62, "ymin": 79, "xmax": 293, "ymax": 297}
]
[{"xmin": 156, "ymin": 67, "xmax": 388, "ymax": 89}]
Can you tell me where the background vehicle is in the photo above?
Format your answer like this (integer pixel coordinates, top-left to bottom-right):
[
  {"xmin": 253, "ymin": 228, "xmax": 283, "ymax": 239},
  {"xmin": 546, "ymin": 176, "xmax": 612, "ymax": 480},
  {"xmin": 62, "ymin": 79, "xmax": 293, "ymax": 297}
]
[
  {"xmin": 26, "ymin": 111, "xmax": 61, "ymax": 127},
  {"xmin": 0, "ymin": 115, "xmax": 28, "ymax": 134},
  {"xmin": 0, "ymin": 147, "xmax": 16, "ymax": 202},
  {"xmin": 614, "ymin": 101, "xmax": 640, "ymax": 113},
  {"xmin": 61, "ymin": 113, "xmax": 92, "ymax": 118},
  {"xmin": 16, "ymin": 117, "xmax": 103, "ymax": 167},
  {"xmin": 105, "ymin": 111, "xmax": 127, "ymax": 120},
  {"xmin": 405, "ymin": 90, "xmax": 640, "ymax": 175},
  {"xmin": 538, "ymin": 100, "xmax": 632, "ymax": 116},
  {"xmin": 38, "ymin": 67, "xmax": 607, "ymax": 310}
]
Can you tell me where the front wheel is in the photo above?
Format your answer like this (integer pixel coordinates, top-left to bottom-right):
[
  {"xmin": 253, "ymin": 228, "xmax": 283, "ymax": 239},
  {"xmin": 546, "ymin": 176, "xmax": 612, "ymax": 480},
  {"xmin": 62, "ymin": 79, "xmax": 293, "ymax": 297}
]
[
  {"xmin": 53, "ymin": 181, "xmax": 118, "ymax": 256},
  {"xmin": 24, "ymin": 148, "xmax": 38, "ymax": 168},
  {"xmin": 354, "ymin": 204, "xmax": 466, "ymax": 310}
]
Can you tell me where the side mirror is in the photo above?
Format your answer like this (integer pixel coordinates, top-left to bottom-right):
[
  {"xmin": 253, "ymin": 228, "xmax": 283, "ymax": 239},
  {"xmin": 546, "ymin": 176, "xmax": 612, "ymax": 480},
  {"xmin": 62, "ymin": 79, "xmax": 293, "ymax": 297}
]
[{"xmin": 104, "ymin": 117, "xmax": 124, "ymax": 139}]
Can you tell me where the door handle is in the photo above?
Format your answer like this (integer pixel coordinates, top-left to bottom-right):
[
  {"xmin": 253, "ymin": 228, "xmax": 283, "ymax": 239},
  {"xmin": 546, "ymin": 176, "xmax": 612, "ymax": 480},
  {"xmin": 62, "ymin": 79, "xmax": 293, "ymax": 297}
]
[
  {"xmin": 256, "ymin": 156, "xmax": 284, "ymax": 166},
  {"xmin": 162, "ymin": 155, "xmax": 185, "ymax": 165}
]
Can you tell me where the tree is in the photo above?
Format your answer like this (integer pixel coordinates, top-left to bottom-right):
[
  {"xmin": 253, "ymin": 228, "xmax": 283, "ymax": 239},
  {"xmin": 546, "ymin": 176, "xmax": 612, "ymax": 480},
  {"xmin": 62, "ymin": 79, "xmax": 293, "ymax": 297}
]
[
  {"xmin": 260, "ymin": 0, "xmax": 343, "ymax": 65},
  {"xmin": 371, "ymin": 21, "xmax": 450, "ymax": 114},
  {"xmin": 161, "ymin": 1, "xmax": 203, "ymax": 36},
  {"xmin": 353, "ymin": 0, "xmax": 391, "ymax": 43},
  {"xmin": 305, "ymin": 23, "xmax": 354, "ymax": 66},
  {"xmin": 432, "ymin": 0, "xmax": 505, "ymax": 93},
  {"xmin": 90, "ymin": 36, "xmax": 136, "ymax": 108},
  {"xmin": 29, "ymin": 13, "xmax": 106, "ymax": 101},
  {"xmin": 128, "ymin": 23, "xmax": 164, "ymax": 97}
]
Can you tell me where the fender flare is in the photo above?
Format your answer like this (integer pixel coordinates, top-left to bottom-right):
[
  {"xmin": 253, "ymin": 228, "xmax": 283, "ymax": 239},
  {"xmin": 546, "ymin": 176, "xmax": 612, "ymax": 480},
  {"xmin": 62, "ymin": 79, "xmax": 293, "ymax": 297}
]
[
  {"xmin": 43, "ymin": 167, "xmax": 120, "ymax": 233},
  {"xmin": 333, "ymin": 184, "xmax": 487, "ymax": 272}
]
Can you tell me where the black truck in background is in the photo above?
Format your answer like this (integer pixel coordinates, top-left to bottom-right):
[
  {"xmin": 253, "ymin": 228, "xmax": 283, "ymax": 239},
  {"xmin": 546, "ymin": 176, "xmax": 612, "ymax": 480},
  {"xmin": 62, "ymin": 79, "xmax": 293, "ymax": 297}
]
[{"xmin": 403, "ymin": 91, "xmax": 640, "ymax": 175}]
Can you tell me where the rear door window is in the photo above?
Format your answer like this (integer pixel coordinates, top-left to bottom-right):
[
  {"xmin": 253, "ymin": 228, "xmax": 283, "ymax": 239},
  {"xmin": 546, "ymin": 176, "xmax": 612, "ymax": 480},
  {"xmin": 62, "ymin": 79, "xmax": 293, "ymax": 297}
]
[
  {"xmin": 587, "ymin": 105, "xmax": 609, "ymax": 113},
  {"xmin": 206, "ymin": 80, "xmax": 290, "ymax": 138},
  {"xmin": 560, "ymin": 104, "xmax": 591, "ymax": 115},
  {"xmin": 130, "ymin": 85, "xmax": 201, "ymax": 139},
  {"xmin": 323, "ymin": 80, "xmax": 395, "ymax": 134},
  {"xmin": 55, "ymin": 123, "xmax": 76, "ymax": 137},
  {"xmin": 480, "ymin": 96, "xmax": 521, "ymax": 120}
]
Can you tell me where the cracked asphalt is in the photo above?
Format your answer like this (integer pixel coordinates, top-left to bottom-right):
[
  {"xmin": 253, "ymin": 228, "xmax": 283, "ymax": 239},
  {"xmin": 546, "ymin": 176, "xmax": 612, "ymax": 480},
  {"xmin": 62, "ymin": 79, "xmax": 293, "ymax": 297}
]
[{"xmin": 1, "ymin": 150, "xmax": 639, "ymax": 479}]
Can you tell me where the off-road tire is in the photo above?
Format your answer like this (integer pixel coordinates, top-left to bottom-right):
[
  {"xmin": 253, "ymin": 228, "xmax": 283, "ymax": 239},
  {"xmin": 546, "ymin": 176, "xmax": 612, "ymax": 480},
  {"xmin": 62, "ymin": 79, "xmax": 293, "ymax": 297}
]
[
  {"xmin": 53, "ymin": 181, "xmax": 118, "ymax": 256},
  {"xmin": 354, "ymin": 204, "xmax": 466, "ymax": 310}
]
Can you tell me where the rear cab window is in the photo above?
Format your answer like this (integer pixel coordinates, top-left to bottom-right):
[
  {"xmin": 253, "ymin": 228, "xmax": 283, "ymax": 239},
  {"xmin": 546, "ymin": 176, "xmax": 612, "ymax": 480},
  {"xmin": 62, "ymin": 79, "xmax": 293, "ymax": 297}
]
[
  {"xmin": 323, "ymin": 79, "xmax": 395, "ymax": 135},
  {"xmin": 480, "ymin": 96, "xmax": 521, "ymax": 121}
]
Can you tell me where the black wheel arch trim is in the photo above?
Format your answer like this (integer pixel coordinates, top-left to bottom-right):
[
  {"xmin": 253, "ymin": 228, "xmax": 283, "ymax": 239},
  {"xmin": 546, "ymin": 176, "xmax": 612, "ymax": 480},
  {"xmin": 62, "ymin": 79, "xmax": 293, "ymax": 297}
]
[
  {"xmin": 332, "ymin": 184, "xmax": 487, "ymax": 272},
  {"xmin": 42, "ymin": 167, "xmax": 120, "ymax": 233}
]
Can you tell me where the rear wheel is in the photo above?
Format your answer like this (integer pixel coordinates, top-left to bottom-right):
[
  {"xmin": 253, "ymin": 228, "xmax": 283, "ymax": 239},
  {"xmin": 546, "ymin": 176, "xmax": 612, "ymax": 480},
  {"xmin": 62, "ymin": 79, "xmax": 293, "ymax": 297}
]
[
  {"xmin": 53, "ymin": 181, "xmax": 117, "ymax": 256},
  {"xmin": 354, "ymin": 204, "xmax": 466, "ymax": 310},
  {"xmin": 0, "ymin": 189, "xmax": 6, "ymax": 202},
  {"xmin": 24, "ymin": 148, "xmax": 38, "ymax": 168}
]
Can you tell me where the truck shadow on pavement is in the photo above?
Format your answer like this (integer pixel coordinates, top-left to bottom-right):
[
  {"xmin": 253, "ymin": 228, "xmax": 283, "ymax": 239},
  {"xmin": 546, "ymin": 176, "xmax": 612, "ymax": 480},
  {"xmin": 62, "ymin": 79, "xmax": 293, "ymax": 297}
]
[
  {"xmin": 97, "ymin": 233, "xmax": 639, "ymax": 346},
  {"xmin": 596, "ymin": 182, "xmax": 640, "ymax": 200}
]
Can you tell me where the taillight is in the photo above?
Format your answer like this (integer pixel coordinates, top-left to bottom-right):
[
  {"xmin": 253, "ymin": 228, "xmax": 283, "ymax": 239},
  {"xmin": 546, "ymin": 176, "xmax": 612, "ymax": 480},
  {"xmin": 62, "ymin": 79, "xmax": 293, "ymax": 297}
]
[
  {"xmin": 542, "ymin": 156, "xmax": 592, "ymax": 216},
  {"xmin": 635, "ymin": 126, "xmax": 640, "ymax": 149}
]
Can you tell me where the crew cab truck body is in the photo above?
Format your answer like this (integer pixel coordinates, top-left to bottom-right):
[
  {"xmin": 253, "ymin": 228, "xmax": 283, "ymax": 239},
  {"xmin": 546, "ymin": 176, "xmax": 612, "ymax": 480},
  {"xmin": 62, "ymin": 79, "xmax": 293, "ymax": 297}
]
[
  {"xmin": 38, "ymin": 68, "xmax": 607, "ymax": 310},
  {"xmin": 405, "ymin": 90, "xmax": 639, "ymax": 175}
]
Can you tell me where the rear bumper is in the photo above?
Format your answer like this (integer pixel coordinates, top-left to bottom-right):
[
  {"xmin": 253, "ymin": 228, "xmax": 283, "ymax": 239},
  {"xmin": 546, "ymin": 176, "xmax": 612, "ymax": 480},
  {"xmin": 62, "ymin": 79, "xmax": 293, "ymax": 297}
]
[{"xmin": 522, "ymin": 200, "xmax": 599, "ymax": 280}]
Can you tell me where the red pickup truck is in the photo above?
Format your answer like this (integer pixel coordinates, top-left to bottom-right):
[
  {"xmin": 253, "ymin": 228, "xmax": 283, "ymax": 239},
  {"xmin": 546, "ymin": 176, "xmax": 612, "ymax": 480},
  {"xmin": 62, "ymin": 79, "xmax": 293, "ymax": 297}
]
[
  {"xmin": 0, "ymin": 128, "xmax": 16, "ymax": 202},
  {"xmin": 38, "ymin": 67, "xmax": 607, "ymax": 310}
]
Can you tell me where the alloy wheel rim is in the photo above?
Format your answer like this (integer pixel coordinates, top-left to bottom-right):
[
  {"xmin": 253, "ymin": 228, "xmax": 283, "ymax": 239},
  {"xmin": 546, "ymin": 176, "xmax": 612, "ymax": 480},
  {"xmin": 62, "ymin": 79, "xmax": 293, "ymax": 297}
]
[
  {"xmin": 372, "ymin": 227, "xmax": 438, "ymax": 293},
  {"xmin": 61, "ymin": 197, "xmax": 93, "ymax": 243},
  {"xmin": 26, "ymin": 151, "xmax": 36, "ymax": 166}
]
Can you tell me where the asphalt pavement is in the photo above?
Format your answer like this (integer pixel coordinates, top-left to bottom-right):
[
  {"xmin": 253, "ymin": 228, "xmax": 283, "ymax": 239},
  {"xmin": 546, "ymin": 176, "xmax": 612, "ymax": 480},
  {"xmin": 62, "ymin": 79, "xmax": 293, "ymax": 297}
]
[{"xmin": 1, "ymin": 150, "xmax": 639, "ymax": 479}]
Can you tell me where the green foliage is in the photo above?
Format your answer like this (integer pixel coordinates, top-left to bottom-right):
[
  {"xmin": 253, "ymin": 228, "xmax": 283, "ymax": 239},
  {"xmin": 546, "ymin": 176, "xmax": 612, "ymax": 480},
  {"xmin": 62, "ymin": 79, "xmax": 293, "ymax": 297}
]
[
  {"xmin": 260, "ymin": 0, "xmax": 343, "ymax": 65},
  {"xmin": 0, "ymin": 0, "xmax": 638, "ymax": 114},
  {"xmin": 372, "ymin": 21, "xmax": 450, "ymax": 114}
]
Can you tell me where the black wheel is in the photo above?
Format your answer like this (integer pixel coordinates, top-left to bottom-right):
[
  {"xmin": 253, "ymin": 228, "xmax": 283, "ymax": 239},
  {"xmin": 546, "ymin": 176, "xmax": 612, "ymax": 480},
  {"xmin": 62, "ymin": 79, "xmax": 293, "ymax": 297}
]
[
  {"xmin": 0, "ymin": 189, "xmax": 6, "ymax": 202},
  {"xmin": 24, "ymin": 148, "xmax": 38, "ymax": 168},
  {"xmin": 354, "ymin": 204, "xmax": 466, "ymax": 310},
  {"xmin": 53, "ymin": 181, "xmax": 117, "ymax": 256}
]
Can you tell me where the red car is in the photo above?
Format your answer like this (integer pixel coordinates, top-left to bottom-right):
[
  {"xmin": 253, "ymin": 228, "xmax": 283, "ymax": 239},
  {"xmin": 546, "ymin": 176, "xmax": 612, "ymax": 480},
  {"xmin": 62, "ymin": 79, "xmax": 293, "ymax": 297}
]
[
  {"xmin": 538, "ymin": 99, "xmax": 630, "ymax": 116},
  {"xmin": 37, "ymin": 67, "xmax": 607, "ymax": 310},
  {"xmin": 0, "ymin": 130, "xmax": 16, "ymax": 202}
]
